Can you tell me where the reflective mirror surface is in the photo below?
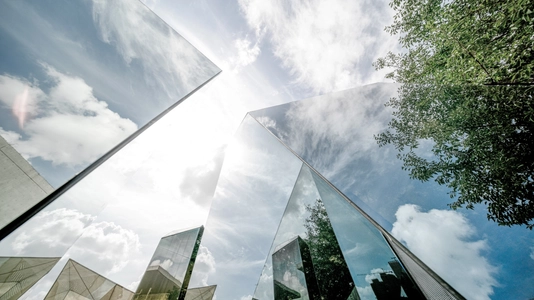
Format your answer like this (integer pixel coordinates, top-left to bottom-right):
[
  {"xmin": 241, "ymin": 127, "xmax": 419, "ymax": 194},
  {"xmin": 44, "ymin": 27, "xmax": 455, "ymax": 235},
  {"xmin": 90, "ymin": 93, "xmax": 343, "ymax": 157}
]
[
  {"xmin": 0, "ymin": 0, "xmax": 220, "ymax": 228},
  {"xmin": 250, "ymin": 84, "xmax": 534, "ymax": 300}
]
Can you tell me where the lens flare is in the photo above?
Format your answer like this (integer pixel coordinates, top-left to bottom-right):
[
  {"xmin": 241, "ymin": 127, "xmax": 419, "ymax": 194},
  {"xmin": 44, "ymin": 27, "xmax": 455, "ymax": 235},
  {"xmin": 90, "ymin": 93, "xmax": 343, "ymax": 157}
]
[{"xmin": 12, "ymin": 87, "xmax": 29, "ymax": 128}]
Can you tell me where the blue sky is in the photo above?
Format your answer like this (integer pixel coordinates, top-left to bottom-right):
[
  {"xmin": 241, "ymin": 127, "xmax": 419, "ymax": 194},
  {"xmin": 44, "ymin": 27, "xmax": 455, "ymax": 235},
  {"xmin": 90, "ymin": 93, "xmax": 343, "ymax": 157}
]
[{"xmin": 0, "ymin": 0, "xmax": 532, "ymax": 300}]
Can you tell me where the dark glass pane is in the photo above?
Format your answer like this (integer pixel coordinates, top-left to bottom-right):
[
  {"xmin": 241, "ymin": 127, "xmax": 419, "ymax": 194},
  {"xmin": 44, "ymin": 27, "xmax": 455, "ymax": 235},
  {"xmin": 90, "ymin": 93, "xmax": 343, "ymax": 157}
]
[{"xmin": 310, "ymin": 168, "xmax": 424, "ymax": 300}]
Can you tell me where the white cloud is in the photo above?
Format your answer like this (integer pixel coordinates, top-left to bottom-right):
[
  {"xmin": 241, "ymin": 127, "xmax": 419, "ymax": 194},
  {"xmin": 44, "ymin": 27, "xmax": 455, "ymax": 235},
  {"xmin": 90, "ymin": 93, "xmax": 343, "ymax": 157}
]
[
  {"xmin": 364, "ymin": 268, "xmax": 385, "ymax": 284},
  {"xmin": 10, "ymin": 207, "xmax": 140, "ymax": 276},
  {"xmin": 11, "ymin": 208, "xmax": 96, "ymax": 256},
  {"xmin": 238, "ymin": 0, "xmax": 399, "ymax": 93},
  {"xmin": 0, "ymin": 67, "xmax": 137, "ymax": 166},
  {"xmin": 179, "ymin": 146, "xmax": 226, "ymax": 208},
  {"xmin": 232, "ymin": 38, "xmax": 261, "ymax": 68},
  {"xmin": 189, "ymin": 245, "xmax": 216, "ymax": 286},
  {"xmin": 91, "ymin": 0, "xmax": 219, "ymax": 97},
  {"xmin": 392, "ymin": 204, "xmax": 497, "ymax": 300},
  {"xmin": 280, "ymin": 84, "xmax": 397, "ymax": 179},
  {"xmin": 68, "ymin": 220, "xmax": 141, "ymax": 275},
  {"xmin": 530, "ymin": 247, "xmax": 534, "ymax": 260},
  {"xmin": 356, "ymin": 286, "xmax": 375, "ymax": 300}
]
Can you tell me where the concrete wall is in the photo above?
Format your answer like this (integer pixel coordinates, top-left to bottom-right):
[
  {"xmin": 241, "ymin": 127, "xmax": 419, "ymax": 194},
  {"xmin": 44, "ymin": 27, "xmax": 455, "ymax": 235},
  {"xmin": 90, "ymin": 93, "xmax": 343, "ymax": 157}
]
[{"xmin": 0, "ymin": 135, "xmax": 54, "ymax": 229}]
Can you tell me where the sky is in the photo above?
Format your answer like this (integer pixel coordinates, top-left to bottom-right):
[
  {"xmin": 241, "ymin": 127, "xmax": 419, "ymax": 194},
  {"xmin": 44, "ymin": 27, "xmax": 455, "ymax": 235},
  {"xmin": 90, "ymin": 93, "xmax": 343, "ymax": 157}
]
[{"xmin": 0, "ymin": 0, "xmax": 532, "ymax": 300}]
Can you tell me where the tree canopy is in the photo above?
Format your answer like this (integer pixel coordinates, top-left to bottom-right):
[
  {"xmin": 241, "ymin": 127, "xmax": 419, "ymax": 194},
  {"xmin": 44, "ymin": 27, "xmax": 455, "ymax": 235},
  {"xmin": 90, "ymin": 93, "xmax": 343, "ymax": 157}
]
[
  {"xmin": 374, "ymin": 0, "xmax": 534, "ymax": 228},
  {"xmin": 304, "ymin": 199, "xmax": 355, "ymax": 299},
  {"xmin": 375, "ymin": 0, "xmax": 534, "ymax": 85}
]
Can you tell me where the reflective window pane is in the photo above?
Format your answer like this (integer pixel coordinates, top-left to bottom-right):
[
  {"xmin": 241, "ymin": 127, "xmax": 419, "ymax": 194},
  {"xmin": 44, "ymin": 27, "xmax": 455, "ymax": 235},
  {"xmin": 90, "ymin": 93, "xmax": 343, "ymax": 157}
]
[{"xmin": 0, "ymin": 0, "xmax": 220, "ymax": 228}]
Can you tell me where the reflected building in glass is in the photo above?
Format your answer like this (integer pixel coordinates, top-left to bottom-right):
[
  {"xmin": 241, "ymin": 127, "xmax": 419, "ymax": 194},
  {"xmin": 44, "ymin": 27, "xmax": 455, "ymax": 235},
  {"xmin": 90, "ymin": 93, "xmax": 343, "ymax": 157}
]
[
  {"xmin": 272, "ymin": 236, "xmax": 321, "ymax": 300},
  {"xmin": 135, "ymin": 227, "xmax": 204, "ymax": 300}
]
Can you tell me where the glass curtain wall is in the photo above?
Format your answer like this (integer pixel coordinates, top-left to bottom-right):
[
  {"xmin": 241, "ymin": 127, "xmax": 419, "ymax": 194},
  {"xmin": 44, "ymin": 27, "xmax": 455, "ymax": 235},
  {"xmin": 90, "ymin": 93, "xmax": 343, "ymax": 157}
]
[
  {"xmin": 249, "ymin": 84, "xmax": 534, "ymax": 299},
  {"xmin": 0, "ymin": 0, "xmax": 220, "ymax": 230}
]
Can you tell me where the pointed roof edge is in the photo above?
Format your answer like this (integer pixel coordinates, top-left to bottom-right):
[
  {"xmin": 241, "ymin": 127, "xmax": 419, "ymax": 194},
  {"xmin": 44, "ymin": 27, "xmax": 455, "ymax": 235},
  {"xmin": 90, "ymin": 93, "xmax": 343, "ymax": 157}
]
[
  {"xmin": 43, "ymin": 258, "xmax": 134, "ymax": 300},
  {"xmin": 186, "ymin": 285, "xmax": 217, "ymax": 291},
  {"xmin": 163, "ymin": 225, "xmax": 204, "ymax": 238},
  {"xmin": 248, "ymin": 114, "xmax": 467, "ymax": 300}
]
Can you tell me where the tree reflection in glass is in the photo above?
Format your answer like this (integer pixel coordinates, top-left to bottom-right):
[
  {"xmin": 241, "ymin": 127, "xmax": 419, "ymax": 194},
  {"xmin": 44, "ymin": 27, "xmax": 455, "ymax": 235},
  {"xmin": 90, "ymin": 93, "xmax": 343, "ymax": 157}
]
[{"xmin": 256, "ymin": 165, "xmax": 425, "ymax": 300}]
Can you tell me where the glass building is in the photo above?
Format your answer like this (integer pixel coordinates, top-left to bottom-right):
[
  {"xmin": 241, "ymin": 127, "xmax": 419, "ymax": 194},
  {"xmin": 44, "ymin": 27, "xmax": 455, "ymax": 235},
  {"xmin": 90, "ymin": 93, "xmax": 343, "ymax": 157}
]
[
  {"xmin": 271, "ymin": 236, "xmax": 322, "ymax": 300},
  {"xmin": 0, "ymin": 1, "xmax": 533, "ymax": 300},
  {"xmin": 0, "ymin": 0, "xmax": 220, "ymax": 235},
  {"xmin": 135, "ymin": 227, "xmax": 204, "ymax": 300}
]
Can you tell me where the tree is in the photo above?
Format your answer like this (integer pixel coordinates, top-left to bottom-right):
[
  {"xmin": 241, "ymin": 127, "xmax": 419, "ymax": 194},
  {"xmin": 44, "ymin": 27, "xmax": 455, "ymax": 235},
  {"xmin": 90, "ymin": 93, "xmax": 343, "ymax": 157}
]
[
  {"xmin": 375, "ymin": 0, "xmax": 534, "ymax": 85},
  {"xmin": 374, "ymin": 0, "xmax": 534, "ymax": 228},
  {"xmin": 167, "ymin": 286, "xmax": 180, "ymax": 300},
  {"xmin": 304, "ymin": 199, "xmax": 356, "ymax": 299},
  {"xmin": 376, "ymin": 84, "xmax": 534, "ymax": 228}
]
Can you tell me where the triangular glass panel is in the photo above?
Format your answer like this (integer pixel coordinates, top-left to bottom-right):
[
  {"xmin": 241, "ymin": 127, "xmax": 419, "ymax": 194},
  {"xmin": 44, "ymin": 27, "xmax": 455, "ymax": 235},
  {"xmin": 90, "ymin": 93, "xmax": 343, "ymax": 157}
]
[
  {"xmin": 187, "ymin": 114, "xmax": 303, "ymax": 299},
  {"xmin": 184, "ymin": 285, "xmax": 216, "ymax": 300},
  {"xmin": 107, "ymin": 285, "xmax": 134, "ymax": 300},
  {"xmin": 308, "ymin": 165, "xmax": 464, "ymax": 299},
  {"xmin": 252, "ymin": 162, "xmax": 464, "ymax": 300},
  {"xmin": 0, "ymin": 256, "xmax": 59, "ymax": 300},
  {"xmin": 253, "ymin": 164, "xmax": 357, "ymax": 300},
  {"xmin": 45, "ymin": 259, "xmax": 133, "ymax": 300}
]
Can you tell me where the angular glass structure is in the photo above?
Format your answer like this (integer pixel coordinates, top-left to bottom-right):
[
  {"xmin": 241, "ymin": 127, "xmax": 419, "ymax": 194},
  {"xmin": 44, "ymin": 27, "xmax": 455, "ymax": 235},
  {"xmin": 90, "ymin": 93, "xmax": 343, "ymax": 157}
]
[
  {"xmin": 184, "ymin": 286, "xmax": 216, "ymax": 300},
  {"xmin": 187, "ymin": 115, "xmax": 303, "ymax": 299},
  {"xmin": 0, "ymin": 257, "xmax": 59, "ymax": 300},
  {"xmin": 253, "ymin": 164, "xmax": 435, "ymax": 300},
  {"xmin": 0, "ymin": 0, "xmax": 220, "ymax": 234},
  {"xmin": 248, "ymin": 84, "xmax": 534, "ymax": 300},
  {"xmin": 44, "ymin": 259, "xmax": 134, "ymax": 300},
  {"xmin": 136, "ymin": 227, "xmax": 204, "ymax": 300},
  {"xmin": 1, "ymin": 82, "xmax": 530, "ymax": 300},
  {"xmin": 271, "ymin": 237, "xmax": 322, "ymax": 300},
  {"xmin": 0, "ymin": 2, "xmax": 531, "ymax": 296}
]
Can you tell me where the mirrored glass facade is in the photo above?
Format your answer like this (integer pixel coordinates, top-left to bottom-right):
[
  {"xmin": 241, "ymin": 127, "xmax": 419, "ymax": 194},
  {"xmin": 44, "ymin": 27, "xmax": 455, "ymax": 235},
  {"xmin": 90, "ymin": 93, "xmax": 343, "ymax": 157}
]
[
  {"xmin": 253, "ymin": 164, "xmax": 429, "ymax": 300},
  {"xmin": 271, "ymin": 237, "xmax": 322, "ymax": 300},
  {"xmin": 136, "ymin": 227, "xmax": 203, "ymax": 300},
  {"xmin": 0, "ymin": 0, "xmax": 531, "ymax": 299},
  {"xmin": 249, "ymin": 85, "xmax": 534, "ymax": 299},
  {"xmin": 0, "ymin": 0, "xmax": 220, "ymax": 231}
]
